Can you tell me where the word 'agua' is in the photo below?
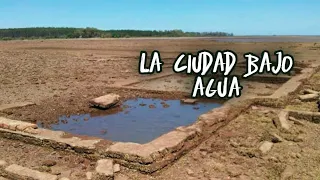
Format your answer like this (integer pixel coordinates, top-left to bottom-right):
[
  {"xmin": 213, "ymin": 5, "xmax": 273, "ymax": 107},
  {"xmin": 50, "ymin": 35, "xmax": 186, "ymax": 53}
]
[{"xmin": 192, "ymin": 76, "xmax": 242, "ymax": 98}]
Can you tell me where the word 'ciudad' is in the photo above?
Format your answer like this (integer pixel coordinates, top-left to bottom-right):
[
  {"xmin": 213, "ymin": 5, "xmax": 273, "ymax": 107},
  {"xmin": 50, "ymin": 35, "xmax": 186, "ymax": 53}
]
[{"xmin": 139, "ymin": 50, "xmax": 294, "ymax": 98}]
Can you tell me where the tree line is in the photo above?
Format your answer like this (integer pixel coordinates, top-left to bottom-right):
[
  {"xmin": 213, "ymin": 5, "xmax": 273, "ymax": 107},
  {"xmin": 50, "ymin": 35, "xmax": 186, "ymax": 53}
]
[{"xmin": 0, "ymin": 27, "xmax": 233, "ymax": 40}]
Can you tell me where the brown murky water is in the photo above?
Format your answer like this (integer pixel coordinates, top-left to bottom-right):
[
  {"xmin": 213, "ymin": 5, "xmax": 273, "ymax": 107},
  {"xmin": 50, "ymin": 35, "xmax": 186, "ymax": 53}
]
[{"xmin": 38, "ymin": 98, "xmax": 221, "ymax": 144}]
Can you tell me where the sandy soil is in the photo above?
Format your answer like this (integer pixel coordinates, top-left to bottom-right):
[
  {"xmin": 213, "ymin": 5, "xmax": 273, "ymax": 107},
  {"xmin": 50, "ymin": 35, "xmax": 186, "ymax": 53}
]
[
  {"xmin": 1, "ymin": 38, "xmax": 320, "ymax": 180},
  {"xmin": 0, "ymin": 138, "xmax": 96, "ymax": 179},
  {"xmin": 1, "ymin": 39, "xmax": 317, "ymax": 104}
]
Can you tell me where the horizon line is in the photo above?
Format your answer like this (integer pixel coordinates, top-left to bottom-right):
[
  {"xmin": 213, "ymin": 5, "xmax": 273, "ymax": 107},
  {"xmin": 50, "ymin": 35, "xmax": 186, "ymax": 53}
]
[{"xmin": 0, "ymin": 27, "xmax": 319, "ymax": 36}]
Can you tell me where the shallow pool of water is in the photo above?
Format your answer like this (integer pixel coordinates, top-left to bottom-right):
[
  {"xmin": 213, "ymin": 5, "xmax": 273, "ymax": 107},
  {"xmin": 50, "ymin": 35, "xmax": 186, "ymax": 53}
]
[{"xmin": 38, "ymin": 98, "xmax": 221, "ymax": 144}]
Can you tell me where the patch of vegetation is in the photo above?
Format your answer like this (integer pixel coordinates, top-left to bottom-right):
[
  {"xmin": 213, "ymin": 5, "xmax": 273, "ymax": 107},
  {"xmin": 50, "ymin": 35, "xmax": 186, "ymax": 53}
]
[{"xmin": 0, "ymin": 27, "xmax": 233, "ymax": 40}]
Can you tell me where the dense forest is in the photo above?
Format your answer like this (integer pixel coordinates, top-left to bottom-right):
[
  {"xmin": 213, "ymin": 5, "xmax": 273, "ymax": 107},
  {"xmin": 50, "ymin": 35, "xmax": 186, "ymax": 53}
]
[{"xmin": 0, "ymin": 27, "xmax": 233, "ymax": 40}]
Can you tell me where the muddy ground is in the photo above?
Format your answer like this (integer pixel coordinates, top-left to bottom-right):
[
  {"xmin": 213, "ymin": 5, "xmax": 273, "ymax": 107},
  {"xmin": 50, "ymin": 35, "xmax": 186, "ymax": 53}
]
[{"xmin": 1, "ymin": 38, "xmax": 320, "ymax": 179}]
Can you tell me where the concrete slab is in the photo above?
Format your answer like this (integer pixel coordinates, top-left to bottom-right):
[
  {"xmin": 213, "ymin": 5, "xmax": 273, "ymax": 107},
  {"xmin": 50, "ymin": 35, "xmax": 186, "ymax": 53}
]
[
  {"xmin": 5, "ymin": 164, "xmax": 58, "ymax": 180},
  {"xmin": 181, "ymin": 99, "xmax": 198, "ymax": 104},
  {"xmin": 278, "ymin": 110, "xmax": 291, "ymax": 130},
  {"xmin": 89, "ymin": 94, "xmax": 120, "ymax": 109},
  {"xmin": 259, "ymin": 141, "xmax": 273, "ymax": 154},
  {"xmin": 94, "ymin": 159, "xmax": 114, "ymax": 180},
  {"xmin": 298, "ymin": 94, "xmax": 319, "ymax": 102},
  {"xmin": 0, "ymin": 102, "xmax": 35, "ymax": 111},
  {"xmin": 0, "ymin": 117, "xmax": 38, "ymax": 132},
  {"xmin": 272, "ymin": 68, "xmax": 314, "ymax": 99}
]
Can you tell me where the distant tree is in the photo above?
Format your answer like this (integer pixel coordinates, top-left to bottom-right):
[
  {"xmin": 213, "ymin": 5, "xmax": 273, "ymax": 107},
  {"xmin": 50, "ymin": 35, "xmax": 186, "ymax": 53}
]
[{"xmin": 0, "ymin": 27, "xmax": 233, "ymax": 40}]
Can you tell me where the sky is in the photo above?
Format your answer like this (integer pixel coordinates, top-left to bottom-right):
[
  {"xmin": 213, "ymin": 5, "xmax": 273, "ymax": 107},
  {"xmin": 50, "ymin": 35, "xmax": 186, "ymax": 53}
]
[{"xmin": 0, "ymin": 0, "xmax": 319, "ymax": 35}]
